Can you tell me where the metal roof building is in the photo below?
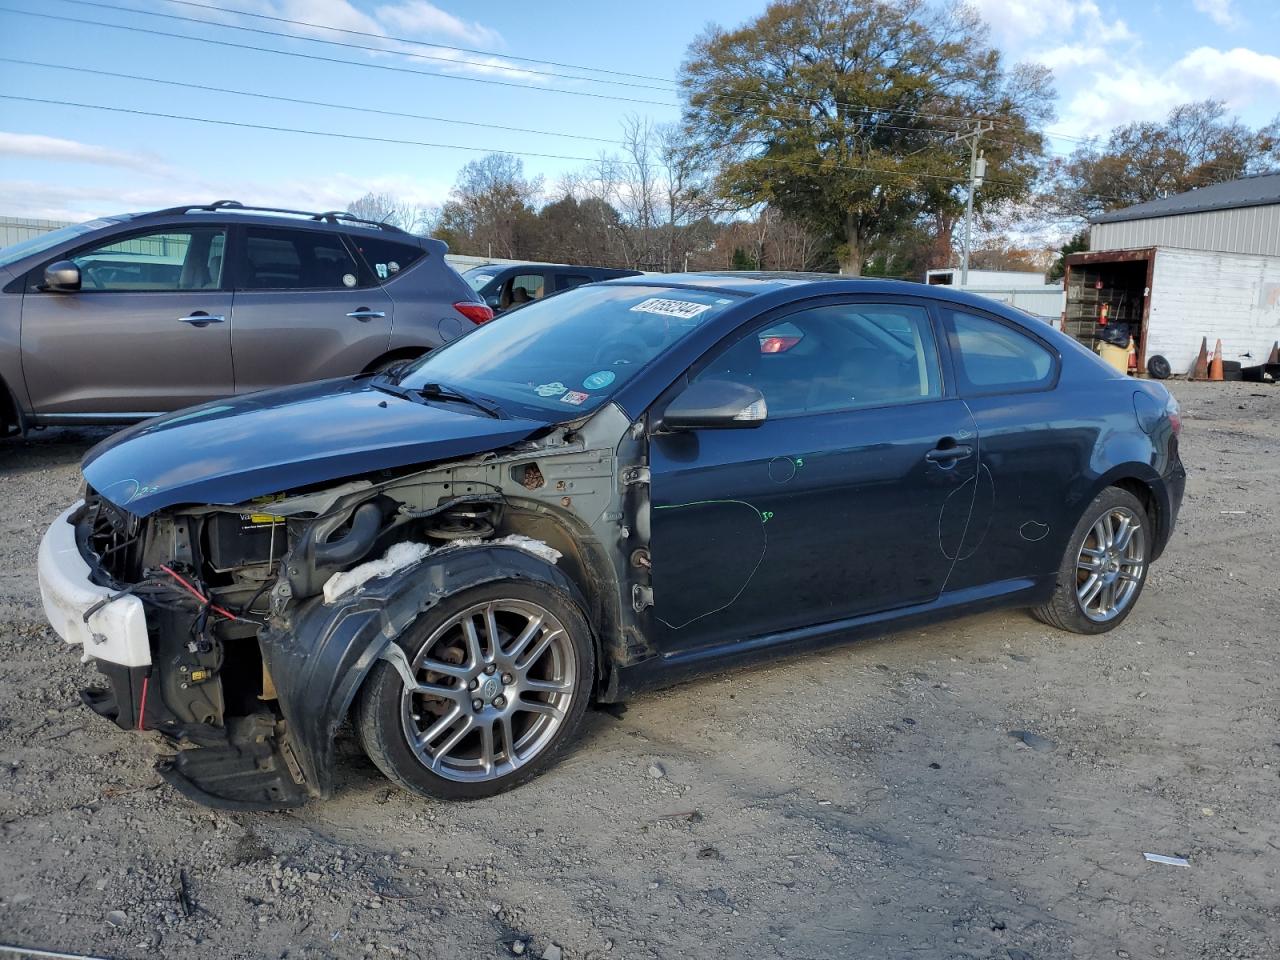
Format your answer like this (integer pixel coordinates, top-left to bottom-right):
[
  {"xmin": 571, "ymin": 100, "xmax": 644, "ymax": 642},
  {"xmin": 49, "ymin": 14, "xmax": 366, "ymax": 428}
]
[
  {"xmin": 1068, "ymin": 171, "xmax": 1280, "ymax": 377},
  {"xmin": 0, "ymin": 216, "xmax": 72, "ymax": 249},
  {"xmin": 1090, "ymin": 171, "xmax": 1280, "ymax": 258}
]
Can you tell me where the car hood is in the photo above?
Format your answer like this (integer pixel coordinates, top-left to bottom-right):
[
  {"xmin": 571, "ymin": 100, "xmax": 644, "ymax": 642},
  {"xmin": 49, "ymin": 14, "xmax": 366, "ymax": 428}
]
[{"xmin": 82, "ymin": 378, "xmax": 548, "ymax": 516}]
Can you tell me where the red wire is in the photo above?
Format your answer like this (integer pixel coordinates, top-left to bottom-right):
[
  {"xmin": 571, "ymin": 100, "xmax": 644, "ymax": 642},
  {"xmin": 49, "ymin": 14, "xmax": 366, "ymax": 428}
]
[
  {"xmin": 159, "ymin": 564, "xmax": 241, "ymax": 621},
  {"xmin": 138, "ymin": 674, "xmax": 149, "ymax": 731}
]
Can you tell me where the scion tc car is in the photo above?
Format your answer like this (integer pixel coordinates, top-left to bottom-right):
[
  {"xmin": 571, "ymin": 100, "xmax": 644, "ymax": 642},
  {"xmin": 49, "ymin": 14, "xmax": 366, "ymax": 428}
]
[{"xmin": 37, "ymin": 273, "xmax": 1184, "ymax": 808}]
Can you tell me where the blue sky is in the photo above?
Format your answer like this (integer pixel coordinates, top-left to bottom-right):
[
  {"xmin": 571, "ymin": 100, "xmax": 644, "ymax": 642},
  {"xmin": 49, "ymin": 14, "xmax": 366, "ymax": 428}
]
[{"xmin": 0, "ymin": 0, "xmax": 1278, "ymax": 221}]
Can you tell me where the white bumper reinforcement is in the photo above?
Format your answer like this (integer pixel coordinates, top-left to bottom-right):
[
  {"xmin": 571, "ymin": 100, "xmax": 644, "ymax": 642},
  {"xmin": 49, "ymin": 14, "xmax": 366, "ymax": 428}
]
[{"xmin": 38, "ymin": 501, "xmax": 152, "ymax": 667}]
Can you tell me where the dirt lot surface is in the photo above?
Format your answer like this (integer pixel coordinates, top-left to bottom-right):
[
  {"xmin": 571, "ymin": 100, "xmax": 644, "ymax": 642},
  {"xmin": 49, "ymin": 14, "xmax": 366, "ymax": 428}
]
[{"xmin": 0, "ymin": 380, "xmax": 1276, "ymax": 960}]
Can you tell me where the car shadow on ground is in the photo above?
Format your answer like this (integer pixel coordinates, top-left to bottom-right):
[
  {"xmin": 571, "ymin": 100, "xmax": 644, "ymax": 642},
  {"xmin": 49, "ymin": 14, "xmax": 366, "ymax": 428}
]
[{"xmin": 0, "ymin": 426, "xmax": 113, "ymax": 475}]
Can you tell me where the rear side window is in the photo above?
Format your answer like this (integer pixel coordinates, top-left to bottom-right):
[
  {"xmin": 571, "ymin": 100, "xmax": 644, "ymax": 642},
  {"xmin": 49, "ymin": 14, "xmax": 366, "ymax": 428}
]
[
  {"xmin": 557, "ymin": 273, "xmax": 593, "ymax": 291},
  {"xmin": 946, "ymin": 309, "xmax": 1056, "ymax": 393},
  {"xmin": 240, "ymin": 227, "xmax": 364, "ymax": 290},
  {"xmin": 348, "ymin": 236, "xmax": 425, "ymax": 281}
]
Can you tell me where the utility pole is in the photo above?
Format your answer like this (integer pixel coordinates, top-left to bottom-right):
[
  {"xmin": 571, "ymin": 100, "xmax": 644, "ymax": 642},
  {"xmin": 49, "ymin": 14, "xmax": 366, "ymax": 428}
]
[{"xmin": 952, "ymin": 120, "xmax": 994, "ymax": 287}]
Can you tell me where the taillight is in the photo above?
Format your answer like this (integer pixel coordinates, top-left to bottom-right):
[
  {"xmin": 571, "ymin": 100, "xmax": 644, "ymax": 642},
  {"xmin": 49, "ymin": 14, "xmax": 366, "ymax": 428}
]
[
  {"xmin": 1166, "ymin": 397, "xmax": 1181, "ymax": 435},
  {"xmin": 760, "ymin": 335, "xmax": 802, "ymax": 354},
  {"xmin": 453, "ymin": 301, "xmax": 494, "ymax": 325}
]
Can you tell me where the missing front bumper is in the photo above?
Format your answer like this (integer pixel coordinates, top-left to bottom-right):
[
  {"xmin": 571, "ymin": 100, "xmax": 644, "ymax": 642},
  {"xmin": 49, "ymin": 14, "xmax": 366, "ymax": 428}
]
[{"xmin": 155, "ymin": 715, "xmax": 309, "ymax": 812}]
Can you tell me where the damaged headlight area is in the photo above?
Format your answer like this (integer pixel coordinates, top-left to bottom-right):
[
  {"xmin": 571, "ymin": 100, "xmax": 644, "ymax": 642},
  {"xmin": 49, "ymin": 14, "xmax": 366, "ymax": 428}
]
[{"xmin": 66, "ymin": 482, "xmax": 555, "ymax": 810}]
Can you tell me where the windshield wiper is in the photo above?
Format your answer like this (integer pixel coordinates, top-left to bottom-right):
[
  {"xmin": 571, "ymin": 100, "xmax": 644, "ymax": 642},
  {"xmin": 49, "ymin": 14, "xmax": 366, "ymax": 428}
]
[{"xmin": 416, "ymin": 382, "xmax": 505, "ymax": 419}]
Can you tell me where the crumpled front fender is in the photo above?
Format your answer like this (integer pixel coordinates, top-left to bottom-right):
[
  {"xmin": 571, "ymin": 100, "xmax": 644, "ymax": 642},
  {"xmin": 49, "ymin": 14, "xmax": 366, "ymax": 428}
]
[{"xmin": 259, "ymin": 544, "xmax": 586, "ymax": 799}]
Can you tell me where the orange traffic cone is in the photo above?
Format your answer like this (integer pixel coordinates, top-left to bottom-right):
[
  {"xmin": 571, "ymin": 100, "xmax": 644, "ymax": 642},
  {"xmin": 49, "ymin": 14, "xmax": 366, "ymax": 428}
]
[
  {"xmin": 1127, "ymin": 337, "xmax": 1138, "ymax": 375},
  {"xmin": 1269, "ymin": 341, "xmax": 1280, "ymax": 364},
  {"xmin": 1209, "ymin": 339, "xmax": 1224, "ymax": 381},
  {"xmin": 1189, "ymin": 337, "xmax": 1209, "ymax": 380}
]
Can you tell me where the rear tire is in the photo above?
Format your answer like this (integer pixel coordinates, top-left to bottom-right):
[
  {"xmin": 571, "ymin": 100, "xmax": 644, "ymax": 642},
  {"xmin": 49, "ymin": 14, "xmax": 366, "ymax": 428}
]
[
  {"xmin": 1033, "ymin": 487, "xmax": 1151, "ymax": 634},
  {"xmin": 355, "ymin": 581, "xmax": 594, "ymax": 801}
]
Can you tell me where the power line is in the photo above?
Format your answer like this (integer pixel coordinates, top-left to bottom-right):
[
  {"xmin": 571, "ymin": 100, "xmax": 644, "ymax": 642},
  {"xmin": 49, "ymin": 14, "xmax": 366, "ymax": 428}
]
[
  {"xmin": 2, "ymin": 5, "xmax": 1022, "ymax": 156},
  {"xmin": 0, "ymin": 94, "xmax": 997, "ymax": 184},
  {"xmin": 59, "ymin": 0, "xmax": 679, "ymax": 94},
  {"xmin": 1, "ymin": 57, "xmax": 620, "ymax": 146},
  {"xmin": 31, "ymin": 0, "xmax": 1027, "ymax": 136},
  {"xmin": 154, "ymin": 0, "xmax": 679, "ymax": 86},
  {"xmin": 140, "ymin": 0, "xmax": 1041, "ymax": 135},
  {"xmin": 0, "ymin": 6, "xmax": 684, "ymax": 110}
]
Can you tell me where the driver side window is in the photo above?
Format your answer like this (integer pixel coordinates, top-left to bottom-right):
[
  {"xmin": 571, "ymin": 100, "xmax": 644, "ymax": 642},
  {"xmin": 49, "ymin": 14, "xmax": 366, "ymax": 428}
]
[
  {"xmin": 71, "ymin": 227, "xmax": 227, "ymax": 292},
  {"xmin": 693, "ymin": 302, "xmax": 943, "ymax": 417}
]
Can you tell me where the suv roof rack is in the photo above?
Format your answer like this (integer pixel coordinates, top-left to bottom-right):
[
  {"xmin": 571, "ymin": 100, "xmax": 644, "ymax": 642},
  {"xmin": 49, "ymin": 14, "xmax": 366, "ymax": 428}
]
[{"xmin": 148, "ymin": 200, "xmax": 408, "ymax": 233}]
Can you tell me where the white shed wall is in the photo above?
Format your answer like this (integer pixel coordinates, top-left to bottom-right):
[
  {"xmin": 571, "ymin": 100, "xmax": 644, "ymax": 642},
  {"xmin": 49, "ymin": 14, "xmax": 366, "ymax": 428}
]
[
  {"xmin": 964, "ymin": 286, "xmax": 1064, "ymax": 320},
  {"xmin": 1092, "ymin": 205, "xmax": 1280, "ymax": 258},
  {"xmin": 1146, "ymin": 246, "xmax": 1280, "ymax": 372}
]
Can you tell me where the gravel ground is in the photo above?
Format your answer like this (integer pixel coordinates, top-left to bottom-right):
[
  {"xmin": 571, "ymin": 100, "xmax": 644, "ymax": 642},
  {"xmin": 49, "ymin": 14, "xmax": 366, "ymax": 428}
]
[{"xmin": 0, "ymin": 380, "xmax": 1277, "ymax": 960}]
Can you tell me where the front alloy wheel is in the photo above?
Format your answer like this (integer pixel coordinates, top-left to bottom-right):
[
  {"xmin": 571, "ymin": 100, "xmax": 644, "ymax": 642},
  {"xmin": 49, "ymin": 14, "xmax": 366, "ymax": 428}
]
[{"xmin": 357, "ymin": 582, "xmax": 593, "ymax": 800}]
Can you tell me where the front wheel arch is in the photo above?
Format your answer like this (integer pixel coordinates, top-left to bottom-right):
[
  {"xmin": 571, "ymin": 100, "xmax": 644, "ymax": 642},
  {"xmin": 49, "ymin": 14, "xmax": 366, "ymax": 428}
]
[
  {"xmin": 362, "ymin": 347, "xmax": 429, "ymax": 376},
  {"xmin": 258, "ymin": 544, "xmax": 592, "ymax": 799}
]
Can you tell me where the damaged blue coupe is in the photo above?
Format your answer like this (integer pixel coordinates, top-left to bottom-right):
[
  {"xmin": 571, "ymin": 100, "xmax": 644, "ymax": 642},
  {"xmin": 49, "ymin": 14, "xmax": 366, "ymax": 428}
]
[{"xmin": 37, "ymin": 274, "xmax": 1185, "ymax": 808}]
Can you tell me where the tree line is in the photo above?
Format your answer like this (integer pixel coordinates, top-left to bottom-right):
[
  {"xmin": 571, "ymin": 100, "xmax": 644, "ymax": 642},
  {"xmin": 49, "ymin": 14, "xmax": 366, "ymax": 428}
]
[{"xmin": 350, "ymin": 0, "xmax": 1280, "ymax": 280}]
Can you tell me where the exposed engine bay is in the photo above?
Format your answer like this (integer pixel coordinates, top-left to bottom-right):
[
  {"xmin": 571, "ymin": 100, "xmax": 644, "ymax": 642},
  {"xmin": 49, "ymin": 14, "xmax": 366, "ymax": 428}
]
[{"xmin": 69, "ymin": 406, "xmax": 648, "ymax": 809}]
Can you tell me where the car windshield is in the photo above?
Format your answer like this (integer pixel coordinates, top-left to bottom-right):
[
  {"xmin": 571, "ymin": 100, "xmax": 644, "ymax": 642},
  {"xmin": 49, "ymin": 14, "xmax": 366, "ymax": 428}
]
[
  {"xmin": 462, "ymin": 266, "xmax": 497, "ymax": 292},
  {"xmin": 396, "ymin": 284, "xmax": 737, "ymax": 419},
  {"xmin": 0, "ymin": 217, "xmax": 123, "ymax": 269}
]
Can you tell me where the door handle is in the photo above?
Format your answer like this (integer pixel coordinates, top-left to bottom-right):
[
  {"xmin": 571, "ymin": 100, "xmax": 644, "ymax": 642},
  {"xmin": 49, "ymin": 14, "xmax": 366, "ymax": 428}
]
[
  {"xmin": 347, "ymin": 309, "xmax": 386, "ymax": 321},
  {"xmin": 178, "ymin": 312, "xmax": 225, "ymax": 327},
  {"xmin": 925, "ymin": 442, "xmax": 973, "ymax": 464}
]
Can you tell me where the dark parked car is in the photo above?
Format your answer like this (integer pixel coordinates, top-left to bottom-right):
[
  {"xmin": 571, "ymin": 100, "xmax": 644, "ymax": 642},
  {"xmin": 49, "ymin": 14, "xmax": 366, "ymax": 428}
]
[
  {"xmin": 38, "ymin": 273, "xmax": 1184, "ymax": 809},
  {"xmin": 0, "ymin": 201, "xmax": 490, "ymax": 434},
  {"xmin": 461, "ymin": 262, "xmax": 641, "ymax": 314}
]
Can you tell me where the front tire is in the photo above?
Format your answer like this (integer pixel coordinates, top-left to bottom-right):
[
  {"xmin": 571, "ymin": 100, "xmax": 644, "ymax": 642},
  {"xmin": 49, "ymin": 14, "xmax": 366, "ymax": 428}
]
[
  {"xmin": 1033, "ymin": 487, "xmax": 1151, "ymax": 634},
  {"xmin": 355, "ymin": 581, "xmax": 594, "ymax": 800}
]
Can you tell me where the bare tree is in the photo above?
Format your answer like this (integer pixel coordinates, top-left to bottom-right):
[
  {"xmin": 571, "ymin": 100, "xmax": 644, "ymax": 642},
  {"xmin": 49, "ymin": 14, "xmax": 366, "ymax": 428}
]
[
  {"xmin": 346, "ymin": 191, "xmax": 433, "ymax": 232},
  {"xmin": 432, "ymin": 154, "xmax": 543, "ymax": 258}
]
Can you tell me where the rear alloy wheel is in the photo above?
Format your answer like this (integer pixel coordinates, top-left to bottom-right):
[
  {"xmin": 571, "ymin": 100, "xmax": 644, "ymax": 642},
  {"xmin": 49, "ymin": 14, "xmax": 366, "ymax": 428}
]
[
  {"xmin": 356, "ymin": 582, "xmax": 593, "ymax": 800},
  {"xmin": 1033, "ymin": 487, "xmax": 1151, "ymax": 634}
]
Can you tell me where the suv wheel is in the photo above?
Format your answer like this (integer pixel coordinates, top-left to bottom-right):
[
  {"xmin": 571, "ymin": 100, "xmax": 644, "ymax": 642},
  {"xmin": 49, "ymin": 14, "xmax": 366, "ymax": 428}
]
[
  {"xmin": 355, "ymin": 581, "xmax": 594, "ymax": 800},
  {"xmin": 1033, "ymin": 486, "xmax": 1151, "ymax": 634}
]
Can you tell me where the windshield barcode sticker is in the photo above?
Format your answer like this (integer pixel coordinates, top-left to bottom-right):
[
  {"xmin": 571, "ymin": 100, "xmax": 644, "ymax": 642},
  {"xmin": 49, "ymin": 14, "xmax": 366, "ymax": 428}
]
[{"xmin": 630, "ymin": 297, "xmax": 713, "ymax": 319}]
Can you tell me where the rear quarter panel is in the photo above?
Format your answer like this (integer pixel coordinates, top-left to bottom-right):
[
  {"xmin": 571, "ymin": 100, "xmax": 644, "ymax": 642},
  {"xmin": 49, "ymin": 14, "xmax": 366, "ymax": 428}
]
[{"xmin": 386, "ymin": 257, "xmax": 480, "ymax": 350}]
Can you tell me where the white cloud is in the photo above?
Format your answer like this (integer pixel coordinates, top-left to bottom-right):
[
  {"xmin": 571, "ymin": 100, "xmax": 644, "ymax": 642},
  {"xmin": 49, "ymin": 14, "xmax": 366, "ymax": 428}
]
[
  {"xmin": 968, "ymin": 0, "xmax": 1132, "ymax": 46},
  {"xmin": 0, "ymin": 172, "xmax": 452, "ymax": 223},
  {"xmin": 0, "ymin": 133, "xmax": 162, "ymax": 171},
  {"xmin": 1191, "ymin": 0, "xmax": 1238, "ymax": 28},
  {"xmin": 184, "ymin": 0, "xmax": 543, "ymax": 82},
  {"xmin": 1032, "ymin": 44, "xmax": 1110, "ymax": 71},
  {"xmin": 374, "ymin": 0, "xmax": 502, "ymax": 48},
  {"xmin": 1054, "ymin": 45, "xmax": 1280, "ymax": 137}
]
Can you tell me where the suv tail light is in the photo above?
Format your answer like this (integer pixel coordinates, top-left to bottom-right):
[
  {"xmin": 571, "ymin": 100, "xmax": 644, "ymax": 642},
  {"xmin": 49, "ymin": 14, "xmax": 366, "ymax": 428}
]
[
  {"xmin": 1166, "ymin": 396, "xmax": 1181, "ymax": 436},
  {"xmin": 453, "ymin": 301, "xmax": 494, "ymax": 325}
]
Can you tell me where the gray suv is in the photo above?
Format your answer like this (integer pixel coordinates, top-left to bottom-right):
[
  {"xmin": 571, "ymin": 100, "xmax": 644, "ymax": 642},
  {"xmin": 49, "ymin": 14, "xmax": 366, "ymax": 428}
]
[{"xmin": 0, "ymin": 201, "xmax": 489, "ymax": 435}]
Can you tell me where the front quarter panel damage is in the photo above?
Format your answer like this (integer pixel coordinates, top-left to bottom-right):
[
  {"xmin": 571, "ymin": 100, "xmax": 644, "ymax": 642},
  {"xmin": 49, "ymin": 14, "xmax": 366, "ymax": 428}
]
[{"xmin": 260, "ymin": 545, "xmax": 589, "ymax": 799}]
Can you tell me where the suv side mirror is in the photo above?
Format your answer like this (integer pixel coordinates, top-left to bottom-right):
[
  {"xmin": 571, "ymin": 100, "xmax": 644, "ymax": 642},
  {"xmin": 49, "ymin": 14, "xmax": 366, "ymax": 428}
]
[
  {"xmin": 662, "ymin": 379, "xmax": 768, "ymax": 431},
  {"xmin": 43, "ymin": 261, "xmax": 82, "ymax": 292}
]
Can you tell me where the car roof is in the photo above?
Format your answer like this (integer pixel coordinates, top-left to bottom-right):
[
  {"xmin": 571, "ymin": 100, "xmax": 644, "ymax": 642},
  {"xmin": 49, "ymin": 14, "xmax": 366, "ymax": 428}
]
[
  {"xmin": 601, "ymin": 271, "xmax": 918, "ymax": 296},
  {"xmin": 471, "ymin": 262, "xmax": 629, "ymax": 272},
  {"xmin": 112, "ymin": 204, "xmax": 436, "ymax": 248},
  {"xmin": 599, "ymin": 271, "xmax": 1059, "ymax": 329}
]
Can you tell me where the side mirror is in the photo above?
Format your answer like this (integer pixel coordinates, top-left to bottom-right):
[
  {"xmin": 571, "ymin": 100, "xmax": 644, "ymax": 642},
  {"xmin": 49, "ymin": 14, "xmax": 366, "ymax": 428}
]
[
  {"xmin": 43, "ymin": 260, "xmax": 82, "ymax": 292},
  {"xmin": 485, "ymin": 294, "xmax": 501, "ymax": 310},
  {"xmin": 661, "ymin": 379, "xmax": 767, "ymax": 431}
]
